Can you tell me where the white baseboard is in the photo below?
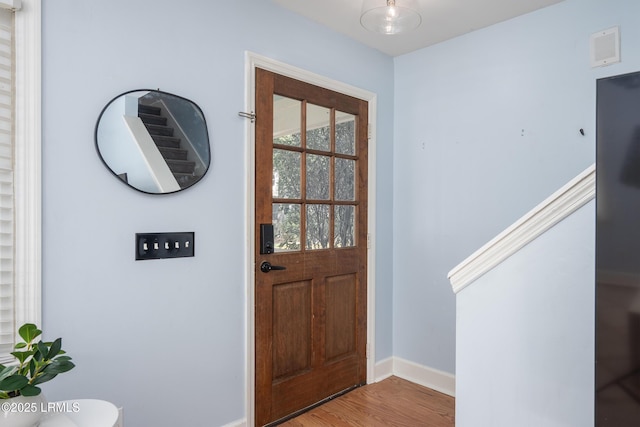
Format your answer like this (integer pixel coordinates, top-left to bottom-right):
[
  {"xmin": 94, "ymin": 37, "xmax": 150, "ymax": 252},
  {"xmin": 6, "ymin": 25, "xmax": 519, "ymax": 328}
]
[
  {"xmin": 222, "ymin": 418, "xmax": 247, "ymax": 427},
  {"xmin": 374, "ymin": 356, "xmax": 455, "ymax": 397},
  {"xmin": 374, "ymin": 356, "xmax": 394, "ymax": 381}
]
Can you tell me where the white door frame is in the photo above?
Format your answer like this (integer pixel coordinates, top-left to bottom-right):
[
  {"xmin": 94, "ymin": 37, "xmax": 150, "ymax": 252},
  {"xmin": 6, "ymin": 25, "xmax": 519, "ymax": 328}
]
[{"xmin": 243, "ymin": 52, "xmax": 377, "ymax": 426}]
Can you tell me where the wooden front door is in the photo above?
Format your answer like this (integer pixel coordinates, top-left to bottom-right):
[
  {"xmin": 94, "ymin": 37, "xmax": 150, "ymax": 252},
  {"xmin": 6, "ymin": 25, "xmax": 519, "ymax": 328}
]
[{"xmin": 254, "ymin": 68, "xmax": 368, "ymax": 426}]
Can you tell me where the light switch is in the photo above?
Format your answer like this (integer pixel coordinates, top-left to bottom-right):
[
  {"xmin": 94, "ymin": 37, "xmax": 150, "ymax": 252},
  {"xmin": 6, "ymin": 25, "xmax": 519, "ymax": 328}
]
[{"xmin": 135, "ymin": 232, "xmax": 195, "ymax": 260}]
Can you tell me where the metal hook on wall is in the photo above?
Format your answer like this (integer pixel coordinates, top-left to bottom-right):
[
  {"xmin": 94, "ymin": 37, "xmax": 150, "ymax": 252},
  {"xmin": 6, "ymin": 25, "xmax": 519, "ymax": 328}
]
[{"xmin": 238, "ymin": 111, "xmax": 256, "ymax": 123}]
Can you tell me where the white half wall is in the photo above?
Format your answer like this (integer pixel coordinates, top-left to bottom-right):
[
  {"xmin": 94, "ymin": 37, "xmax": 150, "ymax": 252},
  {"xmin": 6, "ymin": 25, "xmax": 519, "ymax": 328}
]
[{"xmin": 455, "ymin": 199, "xmax": 595, "ymax": 426}]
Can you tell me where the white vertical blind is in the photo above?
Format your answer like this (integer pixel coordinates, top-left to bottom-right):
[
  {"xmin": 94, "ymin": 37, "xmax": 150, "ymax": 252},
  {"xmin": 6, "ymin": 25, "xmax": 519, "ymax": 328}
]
[
  {"xmin": 0, "ymin": 7, "xmax": 13, "ymax": 360},
  {"xmin": 13, "ymin": 0, "xmax": 41, "ymax": 348}
]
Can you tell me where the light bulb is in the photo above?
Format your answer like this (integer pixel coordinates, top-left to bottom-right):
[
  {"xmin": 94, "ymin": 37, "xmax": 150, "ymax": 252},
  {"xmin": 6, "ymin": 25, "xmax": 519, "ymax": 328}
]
[
  {"xmin": 386, "ymin": 5, "xmax": 397, "ymax": 19},
  {"xmin": 361, "ymin": 0, "xmax": 422, "ymax": 35}
]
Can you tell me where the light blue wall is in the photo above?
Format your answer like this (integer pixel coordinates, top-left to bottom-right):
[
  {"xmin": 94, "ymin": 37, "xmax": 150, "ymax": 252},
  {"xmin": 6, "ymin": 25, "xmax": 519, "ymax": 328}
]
[
  {"xmin": 41, "ymin": 1, "xmax": 394, "ymax": 426},
  {"xmin": 393, "ymin": 0, "xmax": 640, "ymax": 374}
]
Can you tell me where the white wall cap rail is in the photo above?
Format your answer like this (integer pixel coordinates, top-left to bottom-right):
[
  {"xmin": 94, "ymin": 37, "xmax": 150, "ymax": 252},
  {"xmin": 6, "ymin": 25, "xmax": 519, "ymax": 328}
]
[{"xmin": 448, "ymin": 163, "xmax": 595, "ymax": 294}]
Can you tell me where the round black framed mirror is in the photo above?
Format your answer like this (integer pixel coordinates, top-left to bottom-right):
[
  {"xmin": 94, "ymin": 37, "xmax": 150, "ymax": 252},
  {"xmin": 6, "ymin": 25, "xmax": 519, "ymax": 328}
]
[{"xmin": 95, "ymin": 89, "xmax": 210, "ymax": 194}]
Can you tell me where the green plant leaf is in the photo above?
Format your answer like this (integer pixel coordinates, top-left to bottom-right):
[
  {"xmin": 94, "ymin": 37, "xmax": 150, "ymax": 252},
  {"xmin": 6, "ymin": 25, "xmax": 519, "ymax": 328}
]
[
  {"xmin": 14, "ymin": 343, "xmax": 26, "ymax": 349},
  {"xmin": 30, "ymin": 372, "xmax": 56, "ymax": 386},
  {"xmin": 47, "ymin": 338, "xmax": 62, "ymax": 360},
  {"xmin": 18, "ymin": 324, "xmax": 41, "ymax": 344},
  {"xmin": 28, "ymin": 359, "xmax": 36, "ymax": 378},
  {"xmin": 11, "ymin": 350, "xmax": 33, "ymax": 365},
  {"xmin": 19, "ymin": 384, "xmax": 41, "ymax": 396},
  {"xmin": 0, "ymin": 375, "xmax": 28, "ymax": 391},
  {"xmin": 44, "ymin": 360, "xmax": 75, "ymax": 375},
  {"xmin": 36, "ymin": 341, "xmax": 48, "ymax": 361},
  {"xmin": 0, "ymin": 366, "xmax": 16, "ymax": 383}
]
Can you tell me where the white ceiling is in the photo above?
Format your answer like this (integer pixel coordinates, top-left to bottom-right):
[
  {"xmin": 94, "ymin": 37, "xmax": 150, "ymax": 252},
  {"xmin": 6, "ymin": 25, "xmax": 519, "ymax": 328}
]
[{"xmin": 272, "ymin": 0, "xmax": 565, "ymax": 56}]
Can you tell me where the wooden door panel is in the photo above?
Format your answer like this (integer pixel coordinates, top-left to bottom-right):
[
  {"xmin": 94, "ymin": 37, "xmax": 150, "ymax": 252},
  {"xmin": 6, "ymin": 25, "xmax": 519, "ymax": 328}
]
[
  {"xmin": 325, "ymin": 274, "xmax": 357, "ymax": 362},
  {"xmin": 272, "ymin": 280, "xmax": 312, "ymax": 380}
]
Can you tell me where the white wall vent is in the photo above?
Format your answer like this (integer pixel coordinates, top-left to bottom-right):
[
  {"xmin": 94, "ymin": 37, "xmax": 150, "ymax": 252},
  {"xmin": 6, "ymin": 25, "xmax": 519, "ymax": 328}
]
[{"xmin": 590, "ymin": 26, "xmax": 620, "ymax": 68}]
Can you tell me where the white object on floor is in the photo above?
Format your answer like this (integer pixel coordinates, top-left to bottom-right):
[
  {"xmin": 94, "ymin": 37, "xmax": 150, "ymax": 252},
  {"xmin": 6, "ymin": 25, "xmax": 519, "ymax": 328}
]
[{"xmin": 37, "ymin": 399, "xmax": 119, "ymax": 427}]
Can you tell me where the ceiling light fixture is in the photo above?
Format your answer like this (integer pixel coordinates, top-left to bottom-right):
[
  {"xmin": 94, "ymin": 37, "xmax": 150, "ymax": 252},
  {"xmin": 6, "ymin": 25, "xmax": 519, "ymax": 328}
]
[{"xmin": 360, "ymin": 0, "xmax": 422, "ymax": 35}]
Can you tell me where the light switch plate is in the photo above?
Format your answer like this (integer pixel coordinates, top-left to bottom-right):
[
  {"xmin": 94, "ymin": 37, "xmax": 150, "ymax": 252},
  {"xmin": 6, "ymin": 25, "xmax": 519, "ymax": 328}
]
[{"xmin": 135, "ymin": 232, "xmax": 195, "ymax": 260}]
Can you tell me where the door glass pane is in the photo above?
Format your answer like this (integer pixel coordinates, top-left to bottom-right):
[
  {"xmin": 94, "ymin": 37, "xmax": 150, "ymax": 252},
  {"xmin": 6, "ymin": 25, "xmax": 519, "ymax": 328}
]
[
  {"xmin": 335, "ymin": 158, "xmax": 355, "ymax": 201},
  {"xmin": 273, "ymin": 95, "xmax": 301, "ymax": 147},
  {"xmin": 334, "ymin": 205, "xmax": 355, "ymax": 248},
  {"xmin": 306, "ymin": 103, "xmax": 330, "ymax": 151},
  {"xmin": 336, "ymin": 111, "xmax": 356, "ymax": 155},
  {"xmin": 273, "ymin": 149, "xmax": 301, "ymax": 199},
  {"xmin": 306, "ymin": 154, "xmax": 330, "ymax": 200},
  {"xmin": 273, "ymin": 203, "xmax": 301, "ymax": 252},
  {"xmin": 306, "ymin": 204, "xmax": 330, "ymax": 250}
]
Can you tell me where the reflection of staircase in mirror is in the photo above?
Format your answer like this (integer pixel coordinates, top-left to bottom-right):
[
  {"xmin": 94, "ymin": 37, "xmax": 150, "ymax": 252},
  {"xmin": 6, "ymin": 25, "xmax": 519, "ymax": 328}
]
[{"xmin": 138, "ymin": 103, "xmax": 197, "ymax": 188}]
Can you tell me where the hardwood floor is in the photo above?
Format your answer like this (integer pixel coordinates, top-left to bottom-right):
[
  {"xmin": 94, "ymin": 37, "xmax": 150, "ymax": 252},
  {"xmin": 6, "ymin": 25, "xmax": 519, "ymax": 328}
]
[{"xmin": 280, "ymin": 376, "xmax": 455, "ymax": 426}]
